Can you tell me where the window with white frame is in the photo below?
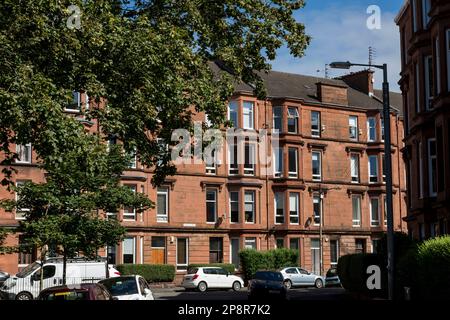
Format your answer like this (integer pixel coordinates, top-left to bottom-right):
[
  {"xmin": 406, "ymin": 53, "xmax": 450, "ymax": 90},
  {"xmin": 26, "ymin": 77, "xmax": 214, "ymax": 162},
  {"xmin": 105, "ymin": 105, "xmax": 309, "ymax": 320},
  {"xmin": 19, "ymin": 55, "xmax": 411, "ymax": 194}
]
[
  {"xmin": 424, "ymin": 55, "xmax": 434, "ymax": 110},
  {"xmin": 312, "ymin": 151, "xmax": 322, "ymax": 181},
  {"xmin": 287, "ymin": 107, "xmax": 299, "ymax": 133},
  {"xmin": 228, "ymin": 101, "xmax": 239, "ymax": 127},
  {"xmin": 157, "ymin": 187, "xmax": 169, "ymax": 222},
  {"xmin": 244, "ymin": 143, "xmax": 255, "ymax": 175},
  {"xmin": 381, "ymin": 117, "xmax": 385, "ymax": 141},
  {"xmin": 177, "ymin": 238, "xmax": 189, "ymax": 270},
  {"xmin": 274, "ymin": 192, "xmax": 285, "ymax": 224},
  {"xmin": 289, "ymin": 193, "xmax": 299, "ymax": 225},
  {"xmin": 67, "ymin": 91, "xmax": 82, "ymax": 111},
  {"xmin": 273, "ymin": 106, "xmax": 282, "ymax": 132},
  {"xmin": 273, "ymin": 147, "xmax": 283, "ymax": 178},
  {"xmin": 313, "ymin": 194, "xmax": 321, "ymax": 226},
  {"xmin": 412, "ymin": 0, "xmax": 418, "ymax": 32},
  {"xmin": 206, "ymin": 189, "xmax": 217, "ymax": 223},
  {"xmin": 447, "ymin": 30, "xmax": 450, "ymax": 92},
  {"xmin": 127, "ymin": 148, "xmax": 137, "ymax": 169},
  {"xmin": 368, "ymin": 155, "xmax": 379, "ymax": 183},
  {"xmin": 330, "ymin": 240, "xmax": 339, "ymax": 267},
  {"xmin": 349, "ymin": 116, "xmax": 358, "ymax": 140},
  {"xmin": 367, "ymin": 117, "xmax": 376, "ymax": 142},
  {"xmin": 352, "ymin": 195, "xmax": 362, "ymax": 227},
  {"xmin": 244, "ymin": 237, "xmax": 257, "ymax": 249},
  {"xmin": 422, "ymin": 0, "xmax": 431, "ymax": 28},
  {"xmin": 205, "ymin": 149, "xmax": 216, "ymax": 175},
  {"xmin": 428, "ymin": 138, "xmax": 437, "ymax": 197},
  {"xmin": 350, "ymin": 154, "xmax": 360, "ymax": 183},
  {"xmin": 276, "ymin": 238, "xmax": 284, "ymax": 248},
  {"xmin": 123, "ymin": 185, "xmax": 137, "ymax": 220},
  {"xmin": 370, "ymin": 198, "xmax": 380, "ymax": 227},
  {"xmin": 415, "ymin": 63, "xmax": 421, "ymax": 113},
  {"xmin": 15, "ymin": 180, "xmax": 30, "ymax": 220},
  {"xmin": 228, "ymin": 141, "xmax": 238, "ymax": 175},
  {"xmin": 419, "ymin": 141, "xmax": 424, "ymax": 198},
  {"xmin": 122, "ymin": 237, "xmax": 135, "ymax": 264},
  {"xmin": 229, "ymin": 191, "xmax": 239, "ymax": 223},
  {"xmin": 311, "ymin": 111, "xmax": 321, "ymax": 137},
  {"xmin": 384, "ymin": 196, "xmax": 387, "ymax": 226},
  {"xmin": 436, "ymin": 37, "xmax": 441, "ymax": 95},
  {"xmin": 288, "ymin": 147, "xmax": 298, "ymax": 178},
  {"xmin": 382, "ymin": 154, "xmax": 387, "ymax": 183},
  {"xmin": 243, "ymin": 101, "xmax": 254, "ymax": 129},
  {"xmin": 106, "ymin": 211, "xmax": 118, "ymax": 220},
  {"xmin": 15, "ymin": 143, "xmax": 32, "ymax": 164},
  {"xmin": 244, "ymin": 191, "xmax": 255, "ymax": 223}
]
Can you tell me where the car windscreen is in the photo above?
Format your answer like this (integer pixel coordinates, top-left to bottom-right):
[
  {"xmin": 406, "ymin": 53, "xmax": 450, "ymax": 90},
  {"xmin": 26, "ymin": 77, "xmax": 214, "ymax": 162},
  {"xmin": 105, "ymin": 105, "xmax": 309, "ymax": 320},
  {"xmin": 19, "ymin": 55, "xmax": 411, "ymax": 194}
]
[
  {"xmin": 254, "ymin": 272, "xmax": 283, "ymax": 281},
  {"xmin": 41, "ymin": 290, "xmax": 90, "ymax": 301},
  {"xmin": 16, "ymin": 262, "xmax": 40, "ymax": 278},
  {"xmin": 101, "ymin": 278, "xmax": 138, "ymax": 296}
]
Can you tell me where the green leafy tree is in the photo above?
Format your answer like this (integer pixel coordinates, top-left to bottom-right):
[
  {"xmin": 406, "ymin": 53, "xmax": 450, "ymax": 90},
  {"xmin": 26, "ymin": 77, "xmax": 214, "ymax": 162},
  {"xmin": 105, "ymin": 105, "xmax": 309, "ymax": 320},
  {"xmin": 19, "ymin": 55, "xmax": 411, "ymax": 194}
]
[
  {"xmin": 0, "ymin": 0, "xmax": 310, "ymax": 186},
  {"xmin": 1, "ymin": 134, "xmax": 152, "ymax": 284}
]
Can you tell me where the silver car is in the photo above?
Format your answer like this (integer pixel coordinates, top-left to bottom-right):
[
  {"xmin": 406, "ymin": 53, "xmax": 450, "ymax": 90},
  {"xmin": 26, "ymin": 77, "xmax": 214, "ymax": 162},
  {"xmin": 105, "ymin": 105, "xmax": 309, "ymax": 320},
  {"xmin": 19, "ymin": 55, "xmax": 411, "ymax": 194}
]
[{"xmin": 279, "ymin": 267, "xmax": 325, "ymax": 289}]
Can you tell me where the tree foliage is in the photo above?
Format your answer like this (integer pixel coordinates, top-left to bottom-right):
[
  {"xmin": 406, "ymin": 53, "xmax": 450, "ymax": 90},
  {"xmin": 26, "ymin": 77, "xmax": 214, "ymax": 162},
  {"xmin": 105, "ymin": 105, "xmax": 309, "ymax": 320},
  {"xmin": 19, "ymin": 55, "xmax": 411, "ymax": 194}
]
[{"xmin": 0, "ymin": 0, "xmax": 310, "ymax": 186}]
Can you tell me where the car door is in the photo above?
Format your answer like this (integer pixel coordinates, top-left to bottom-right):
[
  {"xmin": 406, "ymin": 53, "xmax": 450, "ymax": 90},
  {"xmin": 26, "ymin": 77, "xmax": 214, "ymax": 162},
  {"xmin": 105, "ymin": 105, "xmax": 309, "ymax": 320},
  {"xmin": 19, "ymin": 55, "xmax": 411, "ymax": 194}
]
[
  {"xmin": 202, "ymin": 268, "xmax": 216, "ymax": 288},
  {"xmin": 299, "ymin": 268, "xmax": 314, "ymax": 285},
  {"xmin": 215, "ymin": 268, "xmax": 229, "ymax": 288},
  {"xmin": 284, "ymin": 268, "xmax": 301, "ymax": 286},
  {"xmin": 297, "ymin": 268, "xmax": 310, "ymax": 286}
]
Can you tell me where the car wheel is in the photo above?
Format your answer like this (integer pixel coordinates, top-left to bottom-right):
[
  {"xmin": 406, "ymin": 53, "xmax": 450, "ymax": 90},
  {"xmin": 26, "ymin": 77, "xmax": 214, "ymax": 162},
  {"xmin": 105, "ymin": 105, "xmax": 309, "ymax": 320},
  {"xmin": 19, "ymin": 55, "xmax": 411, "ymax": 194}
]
[
  {"xmin": 16, "ymin": 292, "xmax": 33, "ymax": 300},
  {"xmin": 284, "ymin": 279, "xmax": 292, "ymax": 290},
  {"xmin": 232, "ymin": 281, "xmax": 242, "ymax": 291},
  {"xmin": 315, "ymin": 279, "xmax": 324, "ymax": 289},
  {"xmin": 197, "ymin": 281, "xmax": 208, "ymax": 292}
]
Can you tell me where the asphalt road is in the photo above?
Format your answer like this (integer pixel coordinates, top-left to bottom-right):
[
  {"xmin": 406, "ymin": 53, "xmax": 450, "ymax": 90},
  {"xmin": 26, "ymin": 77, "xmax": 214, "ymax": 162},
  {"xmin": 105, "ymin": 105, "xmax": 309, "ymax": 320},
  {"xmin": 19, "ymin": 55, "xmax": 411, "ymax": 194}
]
[{"xmin": 153, "ymin": 286, "xmax": 349, "ymax": 301}]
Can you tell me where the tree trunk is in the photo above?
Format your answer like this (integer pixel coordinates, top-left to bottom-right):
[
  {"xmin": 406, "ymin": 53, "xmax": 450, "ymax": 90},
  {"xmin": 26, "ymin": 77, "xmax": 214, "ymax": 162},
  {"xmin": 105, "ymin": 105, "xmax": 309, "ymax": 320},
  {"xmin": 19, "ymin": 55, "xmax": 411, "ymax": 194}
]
[{"xmin": 62, "ymin": 251, "xmax": 67, "ymax": 285}]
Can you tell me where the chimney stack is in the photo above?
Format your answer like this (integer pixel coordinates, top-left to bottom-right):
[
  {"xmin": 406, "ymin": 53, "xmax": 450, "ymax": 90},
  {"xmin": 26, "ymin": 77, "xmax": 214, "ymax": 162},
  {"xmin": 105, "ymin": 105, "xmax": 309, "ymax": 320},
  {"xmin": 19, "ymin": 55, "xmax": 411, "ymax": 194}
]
[{"xmin": 340, "ymin": 69, "xmax": 375, "ymax": 96}]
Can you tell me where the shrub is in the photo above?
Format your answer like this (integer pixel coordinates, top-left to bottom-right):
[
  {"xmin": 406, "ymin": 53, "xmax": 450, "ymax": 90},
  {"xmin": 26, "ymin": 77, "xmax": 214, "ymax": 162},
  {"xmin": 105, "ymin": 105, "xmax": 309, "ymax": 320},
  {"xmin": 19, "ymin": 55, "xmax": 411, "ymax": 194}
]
[
  {"xmin": 116, "ymin": 264, "xmax": 175, "ymax": 283},
  {"xmin": 415, "ymin": 236, "xmax": 450, "ymax": 299},
  {"xmin": 337, "ymin": 253, "xmax": 386, "ymax": 298},
  {"xmin": 187, "ymin": 263, "xmax": 236, "ymax": 274},
  {"xmin": 239, "ymin": 248, "xmax": 298, "ymax": 281}
]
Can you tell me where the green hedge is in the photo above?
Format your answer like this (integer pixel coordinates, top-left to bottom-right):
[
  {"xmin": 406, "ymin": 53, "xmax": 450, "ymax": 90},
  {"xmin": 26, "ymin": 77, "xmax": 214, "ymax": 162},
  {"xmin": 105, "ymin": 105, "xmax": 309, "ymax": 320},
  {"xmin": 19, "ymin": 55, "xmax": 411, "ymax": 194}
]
[
  {"xmin": 116, "ymin": 264, "xmax": 175, "ymax": 283},
  {"xmin": 187, "ymin": 264, "xmax": 236, "ymax": 274},
  {"xmin": 415, "ymin": 236, "xmax": 450, "ymax": 299},
  {"xmin": 239, "ymin": 248, "xmax": 299, "ymax": 281},
  {"xmin": 337, "ymin": 253, "xmax": 386, "ymax": 298}
]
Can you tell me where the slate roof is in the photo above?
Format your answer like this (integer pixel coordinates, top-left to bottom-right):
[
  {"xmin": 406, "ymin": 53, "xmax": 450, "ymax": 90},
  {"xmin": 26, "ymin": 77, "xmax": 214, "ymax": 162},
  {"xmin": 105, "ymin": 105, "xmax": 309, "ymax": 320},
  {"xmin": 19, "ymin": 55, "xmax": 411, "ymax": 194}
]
[{"xmin": 210, "ymin": 61, "xmax": 403, "ymax": 117}]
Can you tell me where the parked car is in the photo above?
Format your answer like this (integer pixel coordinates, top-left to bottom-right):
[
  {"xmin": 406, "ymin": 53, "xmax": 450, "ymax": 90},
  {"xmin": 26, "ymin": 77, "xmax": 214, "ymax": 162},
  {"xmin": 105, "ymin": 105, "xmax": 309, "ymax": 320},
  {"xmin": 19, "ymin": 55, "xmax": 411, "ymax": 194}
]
[
  {"xmin": 248, "ymin": 271, "xmax": 287, "ymax": 300},
  {"xmin": 0, "ymin": 257, "xmax": 120, "ymax": 300},
  {"xmin": 182, "ymin": 267, "xmax": 244, "ymax": 292},
  {"xmin": 38, "ymin": 283, "xmax": 114, "ymax": 300},
  {"xmin": 99, "ymin": 275, "xmax": 154, "ymax": 300},
  {"xmin": 325, "ymin": 267, "xmax": 341, "ymax": 287},
  {"xmin": 0, "ymin": 271, "xmax": 9, "ymax": 287},
  {"xmin": 279, "ymin": 267, "xmax": 325, "ymax": 289}
]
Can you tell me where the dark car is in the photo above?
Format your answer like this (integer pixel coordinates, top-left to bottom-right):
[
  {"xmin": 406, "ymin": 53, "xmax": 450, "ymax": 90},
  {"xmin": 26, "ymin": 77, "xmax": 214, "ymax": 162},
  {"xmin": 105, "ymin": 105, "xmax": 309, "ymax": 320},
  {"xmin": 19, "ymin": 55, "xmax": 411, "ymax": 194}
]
[
  {"xmin": 0, "ymin": 271, "xmax": 9, "ymax": 287},
  {"xmin": 38, "ymin": 283, "xmax": 114, "ymax": 301},
  {"xmin": 248, "ymin": 271, "xmax": 287, "ymax": 300},
  {"xmin": 325, "ymin": 267, "xmax": 341, "ymax": 287}
]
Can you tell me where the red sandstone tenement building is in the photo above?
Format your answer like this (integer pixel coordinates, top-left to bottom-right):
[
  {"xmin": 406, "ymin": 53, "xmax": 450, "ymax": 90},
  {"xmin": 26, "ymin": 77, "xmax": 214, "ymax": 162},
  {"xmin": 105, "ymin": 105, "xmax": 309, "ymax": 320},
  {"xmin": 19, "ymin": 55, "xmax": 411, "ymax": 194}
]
[
  {"xmin": 396, "ymin": 0, "xmax": 450, "ymax": 239},
  {"xmin": 0, "ymin": 63, "xmax": 407, "ymax": 280}
]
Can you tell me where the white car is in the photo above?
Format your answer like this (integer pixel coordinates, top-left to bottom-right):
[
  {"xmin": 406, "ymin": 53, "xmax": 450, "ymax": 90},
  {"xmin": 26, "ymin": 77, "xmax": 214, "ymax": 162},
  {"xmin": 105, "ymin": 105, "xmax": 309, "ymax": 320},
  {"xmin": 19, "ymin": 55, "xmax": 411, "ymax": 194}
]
[
  {"xmin": 182, "ymin": 267, "xmax": 244, "ymax": 292},
  {"xmin": 279, "ymin": 267, "xmax": 325, "ymax": 289},
  {"xmin": 99, "ymin": 275, "xmax": 154, "ymax": 300}
]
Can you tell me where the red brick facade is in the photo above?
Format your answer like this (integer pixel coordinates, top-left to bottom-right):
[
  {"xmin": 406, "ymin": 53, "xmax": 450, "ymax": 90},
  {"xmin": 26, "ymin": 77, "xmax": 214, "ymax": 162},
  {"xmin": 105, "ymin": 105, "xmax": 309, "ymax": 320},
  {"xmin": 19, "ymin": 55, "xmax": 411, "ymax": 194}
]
[
  {"xmin": 0, "ymin": 70, "xmax": 407, "ymax": 281},
  {"xmin": 396, "ymin": 0, "xmax": 450, "ymax": 239}
]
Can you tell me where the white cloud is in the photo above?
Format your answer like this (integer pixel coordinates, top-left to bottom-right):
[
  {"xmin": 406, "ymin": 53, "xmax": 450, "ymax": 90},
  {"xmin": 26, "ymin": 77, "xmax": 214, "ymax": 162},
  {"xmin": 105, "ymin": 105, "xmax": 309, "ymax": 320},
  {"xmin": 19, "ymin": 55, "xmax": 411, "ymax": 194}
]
[{"xmin": 272, "ymin": 5, "xmax": 402, "ymax": 91}]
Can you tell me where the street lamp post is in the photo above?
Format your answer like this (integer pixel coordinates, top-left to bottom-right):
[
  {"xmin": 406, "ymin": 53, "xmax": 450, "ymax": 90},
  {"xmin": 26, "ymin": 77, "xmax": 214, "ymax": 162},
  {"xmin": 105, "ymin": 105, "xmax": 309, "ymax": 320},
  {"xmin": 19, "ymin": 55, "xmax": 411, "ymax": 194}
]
[{"xmin": 329, "ymin": 61, "xmax": 395, "ymax": 300}]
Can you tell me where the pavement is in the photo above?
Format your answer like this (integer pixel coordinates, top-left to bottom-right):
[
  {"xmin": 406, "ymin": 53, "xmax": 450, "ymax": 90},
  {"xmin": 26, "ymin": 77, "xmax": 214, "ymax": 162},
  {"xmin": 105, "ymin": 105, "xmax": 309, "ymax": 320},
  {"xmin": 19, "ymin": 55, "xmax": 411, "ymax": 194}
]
[{"xmin": 152, "ymin": 286, "xmax": 349, "ymax": 301}]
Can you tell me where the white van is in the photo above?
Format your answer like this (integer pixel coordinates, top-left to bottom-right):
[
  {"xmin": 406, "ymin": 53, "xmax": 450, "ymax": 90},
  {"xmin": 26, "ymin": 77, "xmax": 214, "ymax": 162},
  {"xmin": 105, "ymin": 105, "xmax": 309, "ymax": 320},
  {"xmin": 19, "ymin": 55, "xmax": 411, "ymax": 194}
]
[{"xmin": 0, "ymin": 257, "xmax": 120, "ymax": 300}]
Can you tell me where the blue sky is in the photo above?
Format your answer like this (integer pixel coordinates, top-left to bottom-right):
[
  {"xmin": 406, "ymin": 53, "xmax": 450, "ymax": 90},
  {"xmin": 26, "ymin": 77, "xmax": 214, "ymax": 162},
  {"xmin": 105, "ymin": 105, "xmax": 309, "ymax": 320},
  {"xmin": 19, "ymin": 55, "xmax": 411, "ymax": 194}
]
[{"xmin": 271, "ymin": 0, "xmax": 405, "ymax": 91}]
